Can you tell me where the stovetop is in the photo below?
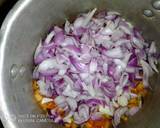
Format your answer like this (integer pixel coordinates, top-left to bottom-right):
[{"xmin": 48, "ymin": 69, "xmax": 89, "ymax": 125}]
[{"xmin": 0, "ymin": 1, "xmax": 18, "ymax": 127}]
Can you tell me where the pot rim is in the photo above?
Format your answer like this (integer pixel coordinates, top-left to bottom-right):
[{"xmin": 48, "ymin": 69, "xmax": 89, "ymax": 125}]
[{"xmin": 0, "ymin": 1, "xmax": 32, "ymax": 128}]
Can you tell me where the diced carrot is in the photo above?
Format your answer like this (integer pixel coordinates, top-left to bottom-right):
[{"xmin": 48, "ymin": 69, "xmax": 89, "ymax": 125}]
[
  {"xmin": 65, "ymin": 123, "xmax": 78, "ymax": 128},
  {"xmin": 131, "ymin": 87, "xmax": 137, "ymax": 94},
  {"xmin": 85, "ymin": 118, "xmax": 111, "ymax": 128},
  {"xmin": 139, "ymin": 89, "xmax": 147, "ymax": 97},
  {"xmin": 104, "ymin": 120, "xmax": 111, "ymax": 128},
  {"xmin": 34, "ymin": 90, "xmax": 43, "ymax": 102},
  {"xmin": 131, "ymin": 82, "xmax": 147, "ymax": 97},
  {"xmin": 41, "ymin": 101, "xmax": 57, "ymax": 110},
  {"xmin": 32, "ymin": 80, "xmax": 39, "ymax": 91},
  {"xmin": 71, "ymin": 123, "xmax": 77, "ymax": 128},
  {"xmin": 128, "ymin": 98, "xmax": 139, "ymax": 104},
  {"xmin": 56, "ymin": 107, "xmax": 65, "ymax": 117},
  {"xmin": 65, "ymin": 123, "xmax": 70, "ymax": 128},
  {"xmin": 136, "ymin": 82, "xmax": 144, "ymax": 91},
  {"xmin": 85, "ymin": 120, "xmax": 93, "ymax": 128},
  {"xmin": 132, "ymin": 80, "xmax": 141, "ymax": 85},
  {"xmin": 136, "ymin": 82, "xmax": 147, "ymax": 96},
  {"xmin": 104, "ymin": 114, "xmax": 112, "ymax": 119},
  {"xmin": 128, "ymin": 98, "xmax": 139, "ymax": 108}
]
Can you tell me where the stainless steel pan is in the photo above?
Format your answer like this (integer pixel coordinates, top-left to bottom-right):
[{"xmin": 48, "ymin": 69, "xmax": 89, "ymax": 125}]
[{"xmin": 0, "ymin": 0, "xmax": 160, "ymax": 128}]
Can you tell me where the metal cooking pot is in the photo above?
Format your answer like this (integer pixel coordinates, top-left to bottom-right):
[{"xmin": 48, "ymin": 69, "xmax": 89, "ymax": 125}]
[{"xmin": 0, "ymin": 0, "xmax": 160, "ymax": 128}]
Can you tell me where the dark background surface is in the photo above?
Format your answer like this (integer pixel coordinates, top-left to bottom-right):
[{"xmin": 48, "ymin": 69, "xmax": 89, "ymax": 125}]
[
  {"xmin": 0, "ymin": 0, "xmax": 18, "ymax": 26},
  {"xmin": 0, "ymin": 0, "xmax": 18, "ymax": 127}
]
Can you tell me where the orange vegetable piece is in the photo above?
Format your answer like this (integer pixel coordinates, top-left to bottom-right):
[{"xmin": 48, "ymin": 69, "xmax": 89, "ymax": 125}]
[
  {"xmin": 132, "ymin": 80, "xmax": 141, "ymax": 85},
  {"xmin": 85, "ymin": 120, "xmax": 93, "ymax": 128},
  {"xmin": 65, "ymin": 124, "xmax": 70, "ymax": 128},
  {"xmin": 32, "ymin": 80, "xmax": 39, "ymax": 91},
  {"xmin": 34, "ymin": 90, "xmax": 43, "ymax": 102},
  {"xmin": 136, "ymin": 82, "xmax": 144, "ymax": 91},
  {"xmin": 85, "ymin": 118, "xmax": 111, "ymax": 128},
  {"xmin": 139, "ymin": 89, "xmax": 147, "ymax": 97},
  {"xmin": 128, "ymin": 98, "xmax": 139, "ymax": 108},
  {"xmin": 65, "ymin": 123, "xmax": 78, "ymax": 128},
  {"xmin": 41, "ymin": 101, "xmax": 57, "ymax": 110},
  {"xmin": 56, "ymin": 107, "xmax": 65, "ymax": 117},
  {"xmin": 131, "ymin": 82, "xmax": 147, "ymax": 97}
]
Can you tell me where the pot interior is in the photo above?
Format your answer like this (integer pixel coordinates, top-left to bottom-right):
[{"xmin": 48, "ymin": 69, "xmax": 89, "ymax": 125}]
[{"xmin": 0, "ymin": 0, "xmax": 160, "ymax": 128}]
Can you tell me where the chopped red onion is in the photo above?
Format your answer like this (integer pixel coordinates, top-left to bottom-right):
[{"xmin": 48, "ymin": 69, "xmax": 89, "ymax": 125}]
[
  {"xmin": 148, "ymin": 42, "xmax": 159, "ymax": 72},
  {"xmin": 128, "ymin": 107, "xmax": 140, "ymax": 116},
  {"xmin": 33, "ymin": 8, "xmax": 158, "ymax": 127},
  {"xmin": 119, "ymin": 73, "xmax": 129, "ymax": 87},
  {"xmin": 34, "ymin": 40, "xmax": 42, "ymax": 61},
  {"xmin": 69, "ymin": 56, "xmax": 88, "ymax": 73},
  {"xmin": 64, "ymin": 20, "xmax": 71, "ymax": 34},
  {"xmin": 105, "ymin": 47, "xmax": 124, "ymax": 58},
  {"xmin": 63, "ymin": 111, "xmax": 74, "ymax": 123},
  {"xmin": 45, "ymin": 31, "xmax": 55, "ymax": 44},
  {"xmin": 91, "ymin": 112, "xmax": 103, "ymax": 120},
  {"xmin": 66, "ymin": 97, "xmax": 77, "ymax": 111},
  {"xmin": 113, "ymin": 107, "xmax": 128, "ymax": 126},
  {"xmin": 89, "ymin": 58, "xmax": 98, "ymax": 73},
  {"xmin": 140, "ymin": 59, "xmax": 154, "ymax": 87},
  {"xmin": 74, "ymin": 104, "xmax": 90, "ymax": 124}
]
